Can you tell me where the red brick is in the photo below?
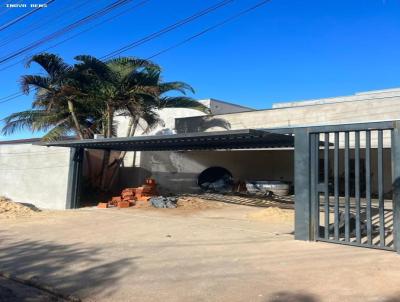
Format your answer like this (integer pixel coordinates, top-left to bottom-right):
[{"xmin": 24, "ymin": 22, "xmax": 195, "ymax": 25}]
[
  {"xmin": 97, "ymin": 202, "xmax": 108, "ymax": 209},
  {"xmin": 117, "ymin": 201, "xmax": 130, "ymax": 208}
]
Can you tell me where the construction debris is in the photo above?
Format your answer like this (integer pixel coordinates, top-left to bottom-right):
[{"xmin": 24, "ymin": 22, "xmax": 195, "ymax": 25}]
[
  {"xmin": 98, "ymin": 178, "xmax": 158, "ymax": 209},
  {"xmin": 198, "ymin": 167, "xmax": 233, "ymax": 193},
  {"xmin": 149, "ymin": 196, "xmax": 178, "ymax": 208},
  {"xmin": 97, "ymin": 202, "xmax": 108, "ymax": 209}
]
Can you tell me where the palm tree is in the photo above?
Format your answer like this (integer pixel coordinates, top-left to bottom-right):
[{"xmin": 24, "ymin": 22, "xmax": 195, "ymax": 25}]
[
  {"xmin": 73, "ymin": 55, "xmax": 209, "ymax": 189},
  {"xmin": 1, "ymin": 52, "xmax": 209, "ymax": 190},
  {"xmin": 1, "ymin": 53, "xmax": 93, "ymax": 141}
]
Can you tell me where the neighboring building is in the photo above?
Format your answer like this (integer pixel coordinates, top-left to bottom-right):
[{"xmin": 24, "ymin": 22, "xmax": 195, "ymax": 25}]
[{"xmin": 1, "ymin": 89, "xmax": 400, "ymax": 209}]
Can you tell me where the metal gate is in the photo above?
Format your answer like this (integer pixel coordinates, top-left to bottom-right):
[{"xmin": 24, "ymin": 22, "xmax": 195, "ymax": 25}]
[{"xmin": 294, "ymin": 121, "xmax": 400, "ymax": 253}]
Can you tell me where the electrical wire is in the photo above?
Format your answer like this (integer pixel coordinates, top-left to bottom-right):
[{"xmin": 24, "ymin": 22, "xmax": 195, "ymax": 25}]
[
  {"xmin": 0, "ymin": 0, "xmax": 149, "ymax": 72},
  {"xmin": 0, "ymin": 92, "xmax": 25, "ymax": 104},
  {"xmin": 0, "ymin": 0, "xmax": 55, "ymax": 32},
  {"xmin": 0, "ymin": 0, "xmax": 133, "ymax": 65},
  {"xmin": 0, "ymin": 0, "xmax": 270, "ymax": 107},
  {"xmin": 23, "ymin": 0, "xmax": 151, "ymax": 60},
  {"xmin": 101, "ymin": 0, "xmax": 235, "ymax": 60},
  {"xmin": 0, "ymin": 0, "xmax": 231, "ymax": 71},
  {"xmin": 0, "ymin": 0, "xmax": 94, "ymax": 48},
  {"xmin": 147, "ymin": 0, "xmax": 271, "ymax": 59}
]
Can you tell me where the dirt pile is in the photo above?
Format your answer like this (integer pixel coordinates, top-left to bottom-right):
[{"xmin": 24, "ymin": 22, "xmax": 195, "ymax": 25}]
[
  {"xmin": 0, "ymin": 197, "xmax": 40, "ymax": 219},
  {"xmin": 130, "ymin": 196, "xmax": 226, "ymax": 210},
  {"xmin": 247, "ymin": 207, "xmax": 294, "ymax": 223},
  {"xmin": 176, "ymin": 196, "xmax": 226, "ymax": 210}
]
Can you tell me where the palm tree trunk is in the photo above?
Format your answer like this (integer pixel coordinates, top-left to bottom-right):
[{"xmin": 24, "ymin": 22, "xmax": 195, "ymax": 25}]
[
  {"xmin": 106, "ymin": 117, "xmax": 139, "ymax": 191},
  {"xmin": 106, "ymin": 103, "xmax": 113, "ymax": 138},
  {"xmin": 67, "ymin": 99, "xmax": 84, "ymax": 139},
  {"xmin": 99, "ymin": 103, "xmax": 115, "ymax": 190}
]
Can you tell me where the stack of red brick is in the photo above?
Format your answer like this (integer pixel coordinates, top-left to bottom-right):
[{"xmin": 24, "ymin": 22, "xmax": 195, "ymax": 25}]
[{"xmin": 97, "ymin": 178, "xmax": 158, "ymax": 209}]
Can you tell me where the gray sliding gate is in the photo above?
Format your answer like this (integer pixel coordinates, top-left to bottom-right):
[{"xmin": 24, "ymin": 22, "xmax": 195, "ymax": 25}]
[{"xmin": 294, "ymin": 121, "xmax": 400, "ymax": 253}]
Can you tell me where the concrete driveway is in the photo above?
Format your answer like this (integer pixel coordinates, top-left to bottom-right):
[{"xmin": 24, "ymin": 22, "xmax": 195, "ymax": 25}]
[{"xmin": 0, "ymin": 204, "xmax": 399, "ymax": 302}]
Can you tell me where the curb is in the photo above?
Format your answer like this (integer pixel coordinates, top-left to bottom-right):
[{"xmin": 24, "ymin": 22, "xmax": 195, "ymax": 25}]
[{"xmin": 0, "ymin": 271, "xmax": 81, "ymax": 302}]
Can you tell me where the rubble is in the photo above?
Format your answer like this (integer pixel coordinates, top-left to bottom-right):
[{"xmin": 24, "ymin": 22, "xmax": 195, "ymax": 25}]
[{"xmin": 149, "ymin": 196, "xmax": 178, "ymax": 208}]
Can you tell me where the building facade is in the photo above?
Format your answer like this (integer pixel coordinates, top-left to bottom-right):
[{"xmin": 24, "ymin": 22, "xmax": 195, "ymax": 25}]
[{"xmin": 1, "ymin": 89, "xmax": 400, "ymax": 209}]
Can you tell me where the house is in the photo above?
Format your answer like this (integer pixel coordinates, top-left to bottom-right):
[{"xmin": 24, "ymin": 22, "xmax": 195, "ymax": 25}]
[{"xmin": 1, "ymin": 88, "xmax": 400, "ymax": 210}]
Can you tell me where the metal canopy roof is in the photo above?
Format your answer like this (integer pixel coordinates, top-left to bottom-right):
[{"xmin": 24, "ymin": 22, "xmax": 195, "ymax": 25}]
[{"xmin": 36, "ymin": 129, "xmax": 294, "ymax": 151}]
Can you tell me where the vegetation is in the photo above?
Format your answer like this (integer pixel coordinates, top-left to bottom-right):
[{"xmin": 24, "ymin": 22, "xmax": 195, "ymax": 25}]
[
  {"xmin": 1, "ymin": 52, "xmax": 208, "ymax": 190},
  {"xmin": 1, "ymin": 53, "xmax": 207, "ymax": 141}
]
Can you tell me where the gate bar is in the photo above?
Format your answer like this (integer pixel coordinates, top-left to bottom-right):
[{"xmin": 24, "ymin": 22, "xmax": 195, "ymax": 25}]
[
  {"xmin": 392, "ymin": 123, "xmax": 400, "ymax": 254},
  {"xmin": 314, "ymin": 134, "xmax": 320, "ymax": 240},
  {"xmin": 366, "ymin": 130, "xmax": 372, "ymax": 245},
  {"xmin": 324, "ymin": 133, "xmax": 329, "ymax": 239},
  {"xmin": 334, "ymin": 132, "xmax": 339, "ymax": 240},
  {"xmin": 378, "ymin": 130, "xmax": 385, "ymax": 247},
  {"xmin": 294, "ymin": 128, "xmax": 313, "ymax": 241},
  {"xmin": 355, "ymin": 131, "xmax": 361, "ymax": 243},
  {"xmin": 345, "ymin": 132, "xmax": 350, "ymax": 241},
  {"xmin": 310, "ymin": 133, "xmax": 318, "ymax": 240}
]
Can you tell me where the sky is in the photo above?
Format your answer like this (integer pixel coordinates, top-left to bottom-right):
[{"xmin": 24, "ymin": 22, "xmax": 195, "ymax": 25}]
[{"xmin": 0, "ymin": 0, "xmax": 400, "ymax": 140}]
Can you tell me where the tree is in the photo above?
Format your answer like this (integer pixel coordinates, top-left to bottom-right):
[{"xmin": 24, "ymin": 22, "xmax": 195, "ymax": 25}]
[
  {"xmin": 73, "ymin": 55, "xmax": 209, "ymax": 190},
  {"xmin": 1, "ymin": 52, "xmax": 209, "ymax": 191},
  {"xmin": 1, "ymin": 53, "xmax": 95, "ymax": 141}
]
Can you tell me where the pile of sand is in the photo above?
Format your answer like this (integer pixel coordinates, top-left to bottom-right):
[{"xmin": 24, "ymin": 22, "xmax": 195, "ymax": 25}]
[
  {"xmin": 131, "ymin": 196, "xmax": 226, "ymax": 210},
  {"xmin": 176, "ymin": 196, "xmax": 226, "ymax": 210},
  {"xmin": 0, "ymin": 197, "xmax": 40, "ymax": 219},
  {"xmin": 247, "ymin": 207, "xmax": 294, "ymax": 223}
]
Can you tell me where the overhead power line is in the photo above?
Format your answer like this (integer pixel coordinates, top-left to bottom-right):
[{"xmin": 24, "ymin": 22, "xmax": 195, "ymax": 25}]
[
  {"xmin": 0, "ymin": 0, "xmax": 149, "ymax": 73},
  {"xmin": 0, "ymin": 0, "xmax": 270, "ymax": 107},
  {"xmin": 0, "ymin": 0, "xmax": 94, "ymax": 48},
  {"xmin": 0, "ymin": 0, "xmax": 55, "ymax": 32},
  {"xmin": 0, "ymin": 92, "xmax": 25, "ymax": 104},
  {"xmin": 148, "ymin": 0, "xmax": 271, "ymax": 59},
  {"xmin": 101, "ymin": 0, "xmax": 235, "ymax": 60},
  {"xmin": 0, "ymin": 0, "xmax": 133, "ymax": 65},
  {"xmin": 0, "ymin": 0, "xmax": 229, "ymax": 70},
  {"xmin": 27, "ymin": 0, "xmax": 151, "ymax": 60}
]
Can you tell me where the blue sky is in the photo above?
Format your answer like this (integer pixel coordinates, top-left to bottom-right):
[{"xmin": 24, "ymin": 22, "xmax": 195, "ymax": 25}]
[{"xmin": 0, "ymin": 0, "xmax": 400, "ymax": 139}]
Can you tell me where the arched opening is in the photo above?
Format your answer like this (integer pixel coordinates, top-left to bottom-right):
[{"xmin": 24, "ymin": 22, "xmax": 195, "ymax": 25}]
[{"xmin": 197, "ymin": 166, "xmax": 233, "ymax": 192}]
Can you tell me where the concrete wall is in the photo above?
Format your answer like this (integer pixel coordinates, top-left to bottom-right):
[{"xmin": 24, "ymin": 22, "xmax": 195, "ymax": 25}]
[
  {"xmin": 176, "ymin": 93, "xmax": 400, "ymax": 132},
  {"xmin": 0, "ymin": 143, "xmax": 71, "ymax": 210},
  {"xmin": 272, "ymin": 88, "xmax": 400, "ymax": 109},
  {"xmin": 130, "ymin": 150, "xmax": 294, "ymax": 194},
  {"xmin": 199, "ymin": 99, "xmax": 253, "ymax": 114}
]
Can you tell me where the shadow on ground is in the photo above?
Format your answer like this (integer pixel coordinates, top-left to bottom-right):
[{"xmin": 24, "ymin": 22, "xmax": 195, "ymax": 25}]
[
  {"xmin": 0, "ymin": 233, "xmax": 137, "ymax": 299},
  {"xmin": 265, "ymin": 291, "xmax": 400, "ymax": 302}
]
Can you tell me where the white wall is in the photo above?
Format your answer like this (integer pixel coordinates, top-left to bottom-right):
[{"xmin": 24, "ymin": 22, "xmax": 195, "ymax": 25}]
[
  {"xmin": 0, "ymin": 143, "xmax": 71, "ymax": 210},
  {"xmin": 199, "ymin": 99, "xmax": 252, "ymax": 114}
]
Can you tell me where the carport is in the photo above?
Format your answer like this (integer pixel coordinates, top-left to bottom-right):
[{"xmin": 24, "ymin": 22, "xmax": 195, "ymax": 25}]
[{"xmin": 38, "ymin": 121, "xmax": 400, "ymax": 253}]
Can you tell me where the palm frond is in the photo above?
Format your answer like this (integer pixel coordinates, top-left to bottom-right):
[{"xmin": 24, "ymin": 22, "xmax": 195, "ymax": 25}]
[
  {"xmin": 158, "ymin": 96, "xmax": 209, "ymax": 113},
  {"xmin": 158, "ymin": 81, "xmax": 195, "ymax": 95},
  {"xmin": 25, "ymin": 53, "xmax": 70, "ymax": 78},
  {"xmin": 1, "ymin": 110, "xmax": 51, "ymax": 135},
  {"xmin": 40, "ymin": 120, "xmax": 71, "ymax": 142},
  {"xmin": 140, "ymin": 110, "xmax": 163, "ymax": 134},
  {"xmin": 20, "ymin": 75, "xmax": 51, "ymax": 94}
]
